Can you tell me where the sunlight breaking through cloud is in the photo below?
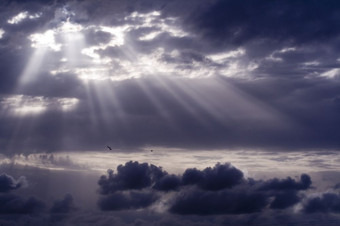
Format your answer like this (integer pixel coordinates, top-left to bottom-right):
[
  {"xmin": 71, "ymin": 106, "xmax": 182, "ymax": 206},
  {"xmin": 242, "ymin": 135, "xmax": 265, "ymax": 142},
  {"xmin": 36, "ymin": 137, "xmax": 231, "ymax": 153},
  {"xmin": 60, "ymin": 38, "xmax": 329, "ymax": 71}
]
[
  {"xmin": 0, "ymin": 95, "xmax": 79, "ymax": 116},
  {"xmin": 23, "ymin": 9, "xmax": 255, "ymax": 82},
  {"xmin": 29, "ymin": 30, "xmax": 61, "ymax": 51}
]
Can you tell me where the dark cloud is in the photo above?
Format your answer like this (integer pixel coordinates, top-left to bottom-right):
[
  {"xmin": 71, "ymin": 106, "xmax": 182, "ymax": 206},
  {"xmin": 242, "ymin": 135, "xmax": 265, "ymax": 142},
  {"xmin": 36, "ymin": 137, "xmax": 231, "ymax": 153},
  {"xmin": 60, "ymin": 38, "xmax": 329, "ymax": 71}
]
[
  {"xmin": 98, "ymin": 191, "xmax": 159, "ymax": 211},
  {"xmin": 190, "ymin": 0, "xmax": 340, "ymax": 47},
  {"xmin": 270, "ymin": 191, "xmax": 301, "ymax": 209},
  {"xmin": 182, "ymin": 163, "xmax": 244, "ymax": 190},
  {"xmin": 153, "ymin": 174, "xmax": 181, "ymax": 191},
  {"xmin": 50, "ymin": 193, "xmax": 76, "ymax": 213},
  {"xmin": 258, "ymin": 174, "xmax": 312, "ymax": 191},
  {"xmin": 97, "ymin": 161, "xmax": 313, "ymax": 214},
  {"xmin": 98, "ymin": 161, "xmax": 167, "ymax": 194},
  {"xmin": 304, "ymin": 193, "xmax": 340, "ymax": 213},
  {"xmin": 0, "ymin": 194, "xmax": 45, "ymax": 214},
  {"xmin": 169, "ymin": 188, "xmax": 268, "ymax": 215},
  {"xmin": 0, "ymin": 173, "xmax": 27, "ymax": 193}
]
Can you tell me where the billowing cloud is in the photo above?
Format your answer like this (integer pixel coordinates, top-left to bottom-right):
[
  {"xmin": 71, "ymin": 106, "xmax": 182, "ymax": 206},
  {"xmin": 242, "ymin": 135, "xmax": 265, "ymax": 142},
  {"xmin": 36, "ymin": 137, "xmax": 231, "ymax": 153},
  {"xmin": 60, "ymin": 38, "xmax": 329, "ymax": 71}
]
[
  {"xmin": 182, "ymin": 163, "xmax": 244, "ymax": 190},
  {"xmin": 303, "ymin": 193, "xmax": 340, "ymax": 214},
  {"xmin": 98, "ymin": 191, "xmax": 159, "ymax": 211},
  {"xmin": 257, "ymin": 174, "xmax": 312, "ymax": 191},
  {"xmin": 170, "ymin": 189, "xmax": 268, "ymax": 215},
  {"xmin": 97, "ymin": 161, "xmax": 314, "ymax": 214},
  {"xmin": 98, "ymin": 161, "xmax": 167, "ymax": 194}
]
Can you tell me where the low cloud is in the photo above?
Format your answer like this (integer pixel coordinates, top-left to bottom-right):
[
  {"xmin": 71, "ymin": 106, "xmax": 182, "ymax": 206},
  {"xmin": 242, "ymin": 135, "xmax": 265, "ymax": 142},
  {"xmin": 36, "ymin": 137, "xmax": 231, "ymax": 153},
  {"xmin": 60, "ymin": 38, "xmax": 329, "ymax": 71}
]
[
  {"xmin": 0, "ymin": 194, "xmax": 45, "ymax": 214},
  {"xmin": 97, "ymin": 161, "xmax": 315, "ymax": 215},
  {"xmin": 257, "ymin": 174, "xmax": 312, "ymax": 191},
  {"xmin": 98, "ymin": 161, "xmax": 167, "ymax": 194},
  {"xmin": 181, "ymin": 163, "xmax": 244, "ymax": 190},
  {"xmin": 169, "ymin": 188, "xmax": 268, "ymax": 215},
  {"xmin": 98, "ymin": 191, "xmax": 159, "ymax": 211},
  {"xmin": 303, "ymin": 193, "xmax": 340, "ymax": 213}
]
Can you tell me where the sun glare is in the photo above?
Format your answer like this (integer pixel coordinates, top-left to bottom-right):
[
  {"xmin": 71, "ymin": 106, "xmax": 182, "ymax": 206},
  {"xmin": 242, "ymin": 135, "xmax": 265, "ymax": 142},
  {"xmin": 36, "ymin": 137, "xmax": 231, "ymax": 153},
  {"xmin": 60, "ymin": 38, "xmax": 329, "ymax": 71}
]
[{"xmin": 29, "ymin": 30, "xmax": 61, "ymax": 51}]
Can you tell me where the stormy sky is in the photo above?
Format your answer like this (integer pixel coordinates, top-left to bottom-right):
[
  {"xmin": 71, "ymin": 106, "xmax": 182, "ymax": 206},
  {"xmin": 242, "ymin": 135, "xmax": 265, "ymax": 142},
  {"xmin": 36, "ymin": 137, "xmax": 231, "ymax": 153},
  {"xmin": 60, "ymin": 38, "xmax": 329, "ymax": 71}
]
[{"xmin": 1, "ymin": 0, "xmax": 340, "ymax": 225}]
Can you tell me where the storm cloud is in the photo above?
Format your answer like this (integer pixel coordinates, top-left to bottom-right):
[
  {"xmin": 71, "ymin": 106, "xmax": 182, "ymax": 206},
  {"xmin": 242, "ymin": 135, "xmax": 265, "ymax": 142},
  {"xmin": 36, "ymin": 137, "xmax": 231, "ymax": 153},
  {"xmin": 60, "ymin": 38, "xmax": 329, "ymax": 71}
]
[
  {"xmin": 304, "ymin": 193, "xmax": 340, "ymax": 214},
  {"xmin": 97, "ymin": 161, "xmax": 316, "ymax": 215},
  {"xmin": 1, "ymin": 0, "xmax": 340, "ymax": 225}
]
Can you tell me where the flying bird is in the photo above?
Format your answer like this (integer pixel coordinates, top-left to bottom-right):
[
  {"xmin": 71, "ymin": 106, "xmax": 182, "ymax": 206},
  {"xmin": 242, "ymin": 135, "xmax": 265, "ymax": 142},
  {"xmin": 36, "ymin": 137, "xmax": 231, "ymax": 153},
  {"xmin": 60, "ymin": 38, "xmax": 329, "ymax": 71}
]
[
  {"xmin": 107, "ymin": 146, "xmax": 112, "ymax": 150},
  {"xmin": 150, "ymin": 149, "xmax": 153, "ymax": 152}
]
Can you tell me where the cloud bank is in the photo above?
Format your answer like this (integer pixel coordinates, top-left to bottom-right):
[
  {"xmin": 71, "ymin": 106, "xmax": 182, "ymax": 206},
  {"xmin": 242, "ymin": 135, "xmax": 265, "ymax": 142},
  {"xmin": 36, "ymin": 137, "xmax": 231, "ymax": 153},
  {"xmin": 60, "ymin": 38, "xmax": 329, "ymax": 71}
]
[{"xmin": 96, "ymin": 161, "xmax": 327, "ymax": 216}]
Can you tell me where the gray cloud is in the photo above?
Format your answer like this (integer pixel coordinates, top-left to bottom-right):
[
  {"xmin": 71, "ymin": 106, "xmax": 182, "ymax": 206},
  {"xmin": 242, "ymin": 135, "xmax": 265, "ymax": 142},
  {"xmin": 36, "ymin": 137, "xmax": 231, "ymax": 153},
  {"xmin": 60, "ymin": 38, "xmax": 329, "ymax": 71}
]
[
  {"xmin": 303, "ymin": 193, "xmax": 340, "ymax": 214},
  {"xmin": 97, "ymin": 161, "xmax": 313, "ymax": 214}
]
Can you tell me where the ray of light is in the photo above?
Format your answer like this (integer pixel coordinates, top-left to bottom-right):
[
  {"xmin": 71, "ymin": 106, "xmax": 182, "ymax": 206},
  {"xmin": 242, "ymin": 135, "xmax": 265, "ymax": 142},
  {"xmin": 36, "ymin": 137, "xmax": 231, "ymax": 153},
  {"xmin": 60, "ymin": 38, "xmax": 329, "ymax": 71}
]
[
  {"xmin": 0, "ymin": 94, "xmax": 79, "ymax": 154},
  {"xmin": 60, "ymin": 20, "xmax": 86, "ymax": 66},
  {"xmin": 134, "ymin": 77, "xmax": 179, "ymax": 131},
  {"xmin": 18, "ymin": 48, "xmax": 48, "ymax": 86}
]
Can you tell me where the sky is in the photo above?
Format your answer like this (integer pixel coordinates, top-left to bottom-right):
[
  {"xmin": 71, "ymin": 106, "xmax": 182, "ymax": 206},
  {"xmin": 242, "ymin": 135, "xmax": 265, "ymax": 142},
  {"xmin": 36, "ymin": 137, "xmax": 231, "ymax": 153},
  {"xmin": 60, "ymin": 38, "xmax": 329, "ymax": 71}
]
[{"xmin": 1, "ymin": 0, "xmax": 340, "ymax": 225}]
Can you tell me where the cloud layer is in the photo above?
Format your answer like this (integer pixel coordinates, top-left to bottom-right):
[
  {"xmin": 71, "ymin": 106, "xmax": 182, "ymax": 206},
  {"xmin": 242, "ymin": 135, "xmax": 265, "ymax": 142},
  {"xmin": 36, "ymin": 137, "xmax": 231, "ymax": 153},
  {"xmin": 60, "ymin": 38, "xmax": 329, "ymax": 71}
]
[{"xmin": 96, "ymin": 161, "xmax": 321, "ymax": 215}]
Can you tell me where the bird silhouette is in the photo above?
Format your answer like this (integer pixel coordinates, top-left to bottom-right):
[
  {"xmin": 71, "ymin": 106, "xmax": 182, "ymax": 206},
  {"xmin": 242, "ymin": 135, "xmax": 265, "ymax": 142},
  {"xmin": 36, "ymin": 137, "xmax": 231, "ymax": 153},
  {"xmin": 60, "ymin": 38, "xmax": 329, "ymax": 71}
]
[{"xmin": 107, "ymin": 146, "xmax": 112, "ymax": 150}]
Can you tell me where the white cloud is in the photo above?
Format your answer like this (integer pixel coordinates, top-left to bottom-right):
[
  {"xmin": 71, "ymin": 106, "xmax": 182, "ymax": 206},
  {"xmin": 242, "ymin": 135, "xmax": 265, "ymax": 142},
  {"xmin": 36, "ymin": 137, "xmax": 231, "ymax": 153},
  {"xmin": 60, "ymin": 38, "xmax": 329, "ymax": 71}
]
[
  {"xmin": 303, "ymin": 61, "xmax": 320, "ymax": 66},
  {"xmin": 0, "ymin": 28, "xmax": 4, "ymax": 39},
  {"xmin": 265, "ymin": 47, "xmax": 296, "ymax": 62},
  {"xmin": 127, "ymin": 11, "xmax": 189, "ymax": 41},
  {"xmin": 320, "ymin": 68, "xmax": 340, "ymax": 79},
  {"xmin": 208, "ymin": 48, "xmax": 245, "ymax": 63},
  {"xmin": 7, "ymin": 11, "xmax": 41, "ymax": 24},
  {"xmin": 29, "ymin": 30, "xmax": 62, "ymax": 51}
]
